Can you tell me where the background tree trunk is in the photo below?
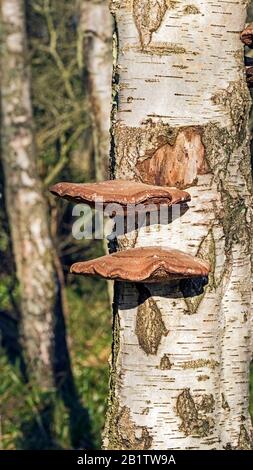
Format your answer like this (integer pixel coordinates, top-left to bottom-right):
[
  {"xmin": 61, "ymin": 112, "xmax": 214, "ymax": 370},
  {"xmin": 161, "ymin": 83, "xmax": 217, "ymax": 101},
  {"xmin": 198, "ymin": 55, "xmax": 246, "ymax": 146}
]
[
  {"xmin": 79, "ymin": 0, "xmax": 113, "ymax": 181},
  {"xmin": 104, "ymin": 0, "xmax": 253, "ymax": 450},
  {"xmin": 0, "ymin": 0, "xmax": 62, "ymax": 389},
  {"xmin": 79, "ymin": 0, "xmax": 114, "ymax": 304}
]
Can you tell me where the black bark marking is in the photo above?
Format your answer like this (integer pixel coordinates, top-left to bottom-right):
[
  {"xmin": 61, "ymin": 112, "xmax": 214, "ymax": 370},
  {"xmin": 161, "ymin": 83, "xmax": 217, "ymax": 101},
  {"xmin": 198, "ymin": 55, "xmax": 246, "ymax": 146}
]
[
  {"xmin": 221, "ymin": 393, "xmax": 230, "ymax": 411},
  {"xmin": 160, "ymin": 353, "xmax": 172, "ymax": 370},
  {"xmin": 197, "ymin": 375, "xmax": 210, "ymax": 382}
]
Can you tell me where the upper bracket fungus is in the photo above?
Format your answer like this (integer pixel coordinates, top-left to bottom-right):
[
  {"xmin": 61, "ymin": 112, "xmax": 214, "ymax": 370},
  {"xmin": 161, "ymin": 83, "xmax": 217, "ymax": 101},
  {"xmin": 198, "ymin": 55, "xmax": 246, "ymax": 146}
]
[
  {"xmin": 241, "ymin": 23, "xmax": 253, "ymax": 48},
  {"xmin": 50, "ymin": 180, "xmax": 190, "ymax": 211},
  {"xmin": 241, "ymin": 23, "xmax": 253, "ymax": 88},
  {"xmin": 70, "ymin": 247, "xmax": 211, "ymax": 283}
]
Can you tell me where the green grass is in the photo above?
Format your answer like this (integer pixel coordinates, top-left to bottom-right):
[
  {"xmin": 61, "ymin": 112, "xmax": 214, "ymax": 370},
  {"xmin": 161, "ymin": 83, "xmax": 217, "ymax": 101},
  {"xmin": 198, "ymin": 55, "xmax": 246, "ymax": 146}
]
[
  {"xmin": 65, "ymin": 276, "xmax": 112, "ymax": 448},
  {"xmin": 0, "ymin": 250, "xmax": 111, "ymax": 449}
]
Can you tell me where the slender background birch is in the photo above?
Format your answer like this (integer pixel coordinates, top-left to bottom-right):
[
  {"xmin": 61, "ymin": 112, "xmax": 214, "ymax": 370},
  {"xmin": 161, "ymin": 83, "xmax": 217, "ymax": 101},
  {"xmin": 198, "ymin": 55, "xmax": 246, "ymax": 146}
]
[
  {"xmin": 79, "ymin": 0, "xmax": 113, "ymax": 181},
  {"xmin": 0, "ymin": 0, "xmax": 60, "ymax": 389}
]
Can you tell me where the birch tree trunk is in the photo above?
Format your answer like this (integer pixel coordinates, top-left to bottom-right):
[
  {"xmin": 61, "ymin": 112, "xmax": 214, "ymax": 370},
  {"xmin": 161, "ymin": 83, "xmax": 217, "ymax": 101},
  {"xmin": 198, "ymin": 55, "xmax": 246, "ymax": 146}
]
[
  {"xmin": 103, "ymin": 0, "xmax": 253, "ymax": 450},
  {"xmin": 79, "ymin": 0, "xmax": 113, "ymax": 181},
  {"xmin": 0, "ymin": 0, "xmax": 61, "ymax": 389}
]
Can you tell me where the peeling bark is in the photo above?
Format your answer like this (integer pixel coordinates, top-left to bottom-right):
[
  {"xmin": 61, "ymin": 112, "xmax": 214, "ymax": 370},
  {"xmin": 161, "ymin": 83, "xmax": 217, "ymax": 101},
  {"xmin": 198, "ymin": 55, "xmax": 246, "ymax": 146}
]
[
  {"xmin": 104, "ymin": 0, "xmax": 253, "ymax": 450},
  {"xmin": 136, "ymin": 127, "xmax": 208, "ymax": 188}
]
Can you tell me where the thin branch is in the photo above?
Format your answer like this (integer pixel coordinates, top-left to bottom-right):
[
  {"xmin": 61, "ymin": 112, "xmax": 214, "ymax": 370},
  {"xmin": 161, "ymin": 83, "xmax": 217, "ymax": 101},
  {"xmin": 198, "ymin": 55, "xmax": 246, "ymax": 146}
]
[
  {"xmin": 44, "ymin": 124, "xmax": 86, "ymax": 186},
  {"xmin": 43, "ymin": 0, "xmax": 76, "ymax": 101}
]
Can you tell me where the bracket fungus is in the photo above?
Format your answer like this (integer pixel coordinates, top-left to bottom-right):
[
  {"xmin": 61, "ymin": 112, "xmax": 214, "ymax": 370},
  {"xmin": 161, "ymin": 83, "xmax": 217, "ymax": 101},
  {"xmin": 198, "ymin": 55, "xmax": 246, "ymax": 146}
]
[
  {"xmin": 70, "ymin": 247, "xmax": 211, "ymax": 283},
  {"xmin": 241, "ymin": 23, "xmax": 253, "ymax": 48},
  {"xmin": 246, "ymin": 66, "xmax": 253, "ymax": 88},
  {"xmin": 50, "ymin": 180, "xmax": 190, "ymax": 211}
]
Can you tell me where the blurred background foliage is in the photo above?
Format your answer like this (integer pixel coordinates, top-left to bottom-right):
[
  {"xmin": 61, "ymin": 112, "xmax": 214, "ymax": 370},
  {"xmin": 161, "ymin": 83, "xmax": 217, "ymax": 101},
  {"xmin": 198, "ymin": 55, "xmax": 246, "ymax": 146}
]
[
  {"xmin": 0, "ymin": 0, "xmax": 111, "ymax": 449},
  {"xmin": 0, "ymin": 0, "xmax": 252, "ymax": 450}
]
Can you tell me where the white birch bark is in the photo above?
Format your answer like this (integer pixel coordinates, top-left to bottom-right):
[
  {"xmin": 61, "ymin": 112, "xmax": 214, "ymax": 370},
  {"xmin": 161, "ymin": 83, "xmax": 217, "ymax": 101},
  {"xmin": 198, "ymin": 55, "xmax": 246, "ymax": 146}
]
[{"xmin": 104, "ymin": 0, "xmax": 253, "ymax": 450}]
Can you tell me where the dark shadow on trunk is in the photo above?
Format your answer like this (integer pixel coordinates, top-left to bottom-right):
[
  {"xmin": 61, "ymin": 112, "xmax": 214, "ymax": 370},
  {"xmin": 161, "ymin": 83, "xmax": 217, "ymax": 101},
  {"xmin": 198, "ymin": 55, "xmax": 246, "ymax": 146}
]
[
  {"xmin": 0, "ymin": 310, "xmax": 27, "ymax": 380},
  {"xmin": 17, "ymin": 399, "xmax": 61, "ymax": 450},
  {"xmin": 0, "ymin": 159, "xmax": 27, "ymax": 379},
  {"xmin": 53, "ymin": 280, "xmax": 94, "ymax": 449}
]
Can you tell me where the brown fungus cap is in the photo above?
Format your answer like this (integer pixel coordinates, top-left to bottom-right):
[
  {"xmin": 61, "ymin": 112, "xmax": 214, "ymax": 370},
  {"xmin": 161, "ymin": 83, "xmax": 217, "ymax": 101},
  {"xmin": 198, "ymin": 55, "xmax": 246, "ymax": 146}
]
[
  {"xmin": 241, "ymin": 23, "xmax": 253, "ymax": 48},
  {"xmin": 246, "ymin": 66, "xmax": 253, "ymax": 88},
  {"xmin": 50, "ymin": 180, "xmax": 190, "ymax": 210},
  {"xmin": 70, "ymin": 247, "xmax": 211, "ymax": 283}
]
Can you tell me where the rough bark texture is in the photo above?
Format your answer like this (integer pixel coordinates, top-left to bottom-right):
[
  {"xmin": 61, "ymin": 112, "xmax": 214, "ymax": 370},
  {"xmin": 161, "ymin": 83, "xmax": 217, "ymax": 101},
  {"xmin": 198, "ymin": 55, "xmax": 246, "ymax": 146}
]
[
  {"xmin": 0, "ymin": 0, "xmax": 61, "ymax": 389},
  {"xmin": 79, "ymin": 0, "xmax": 113, "ymax": 180},
  {"xmin": 104, "ymin": 0, "xmax": 253, "ymax": 450}
]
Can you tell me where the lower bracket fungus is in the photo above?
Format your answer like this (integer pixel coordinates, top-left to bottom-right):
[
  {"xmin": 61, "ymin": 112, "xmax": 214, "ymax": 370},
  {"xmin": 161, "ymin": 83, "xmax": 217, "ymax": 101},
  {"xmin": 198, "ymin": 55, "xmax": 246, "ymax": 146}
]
[{"xmin": 70, "ymin": 247, "xmax": 211, "ymax": 283}]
